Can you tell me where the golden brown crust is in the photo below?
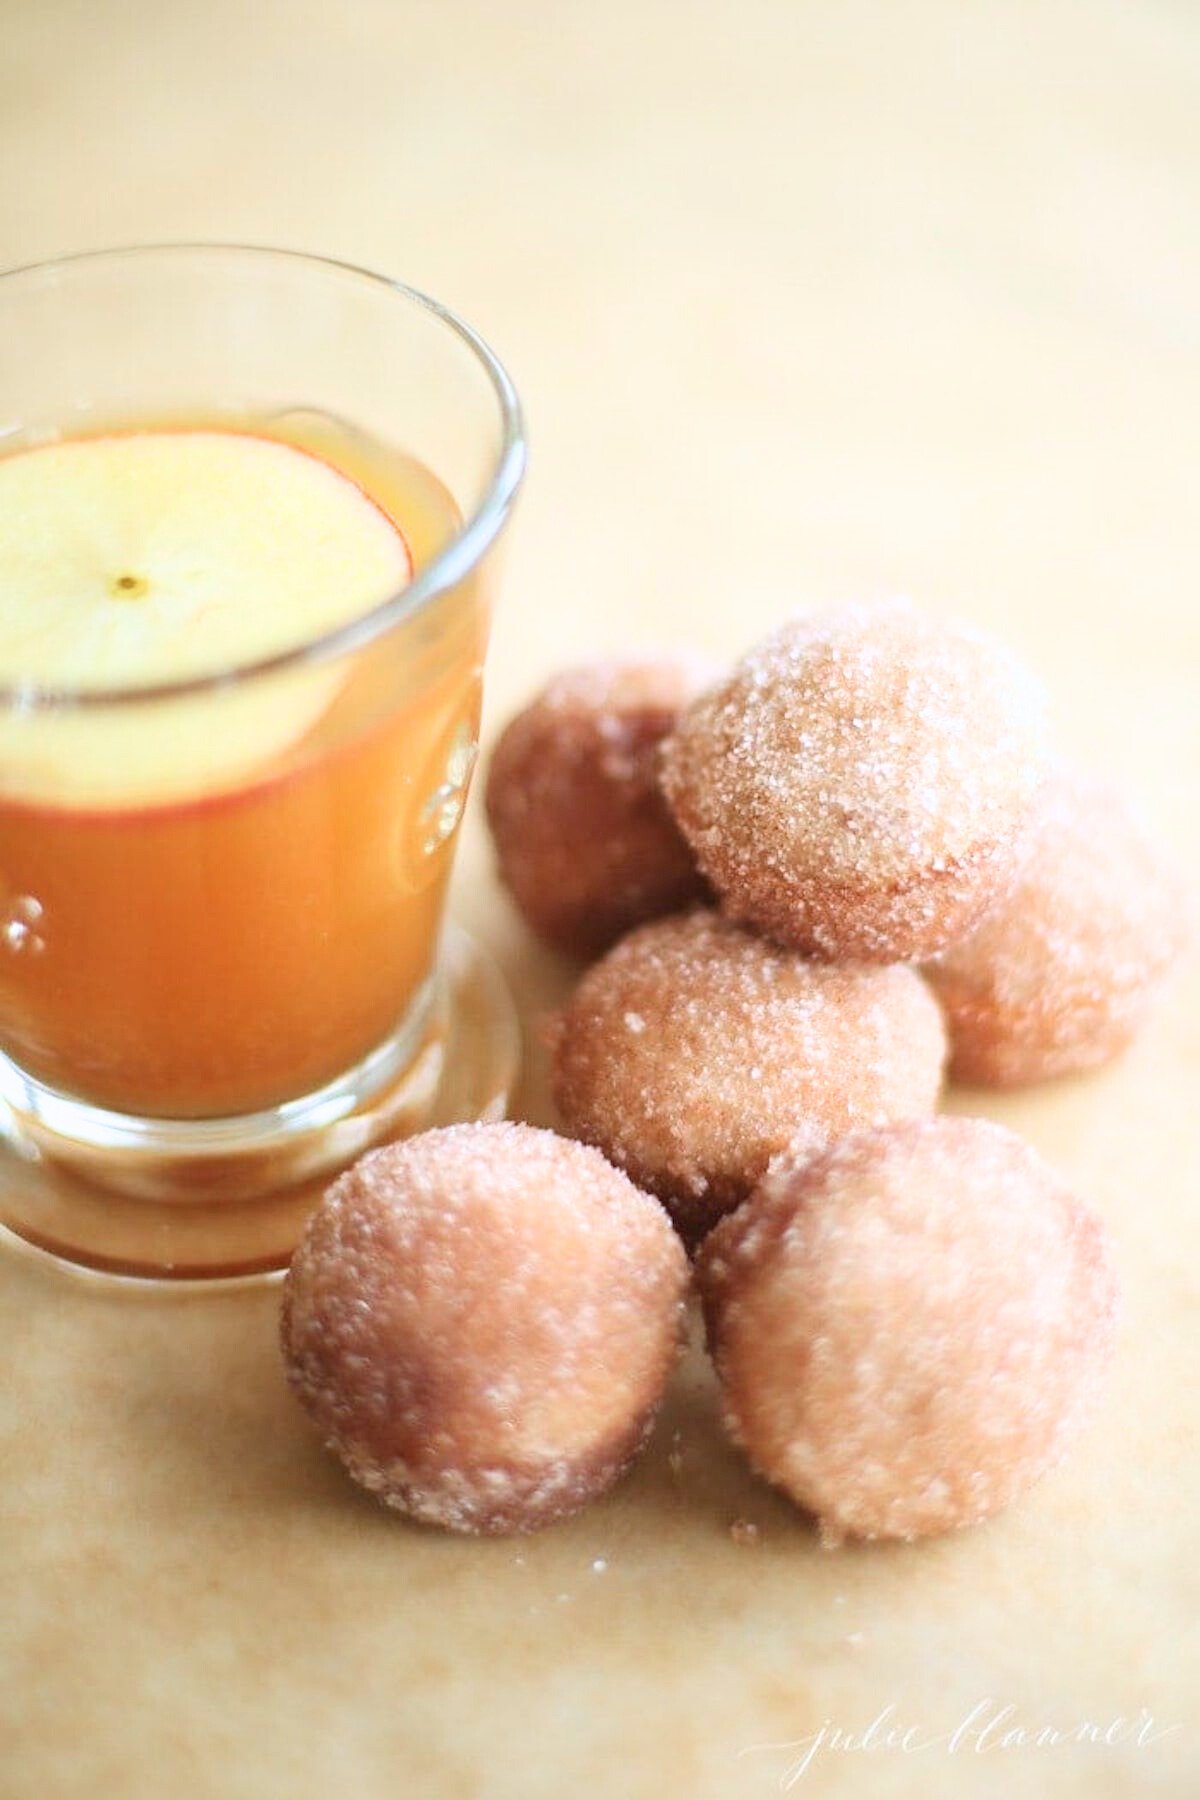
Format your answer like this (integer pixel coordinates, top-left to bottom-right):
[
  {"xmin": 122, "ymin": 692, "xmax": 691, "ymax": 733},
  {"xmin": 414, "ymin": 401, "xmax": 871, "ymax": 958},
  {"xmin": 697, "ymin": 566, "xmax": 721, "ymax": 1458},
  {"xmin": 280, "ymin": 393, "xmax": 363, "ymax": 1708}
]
[
  {"xmin": 281, "ymin": 1122, "xmax": 690, "ymax": 1534},
  {"xmin": 485, "ymin": 658, "xmax": 715, "ymax": 958},
  {"xmin": 328, "ymin": 1393, "xmax": 667, "ymax": 1537},
  {"xmin": 551, "ymin": 909, "xmax": 947, "ymax": 1247},
  {"xmin": 697, "ymin": 1118, "xmax": 1119, "ymax": 1542}
]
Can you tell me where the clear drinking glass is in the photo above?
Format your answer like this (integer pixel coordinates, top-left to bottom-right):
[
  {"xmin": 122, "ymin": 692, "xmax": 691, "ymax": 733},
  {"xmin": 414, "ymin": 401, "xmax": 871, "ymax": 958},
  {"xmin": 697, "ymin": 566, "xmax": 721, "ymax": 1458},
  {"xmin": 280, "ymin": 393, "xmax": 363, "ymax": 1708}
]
[{"xmin": 0, "ymin": 245, "xmax": 526, "ymax": 1280}]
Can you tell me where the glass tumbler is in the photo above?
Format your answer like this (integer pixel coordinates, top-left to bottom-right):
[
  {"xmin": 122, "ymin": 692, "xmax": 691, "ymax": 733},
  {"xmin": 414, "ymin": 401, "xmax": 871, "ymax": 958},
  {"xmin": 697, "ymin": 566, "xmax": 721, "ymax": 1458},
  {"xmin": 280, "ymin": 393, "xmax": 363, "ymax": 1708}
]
[{"xmin": 0, "ymin": 245, "xmax": 526, "ymax": 1280}]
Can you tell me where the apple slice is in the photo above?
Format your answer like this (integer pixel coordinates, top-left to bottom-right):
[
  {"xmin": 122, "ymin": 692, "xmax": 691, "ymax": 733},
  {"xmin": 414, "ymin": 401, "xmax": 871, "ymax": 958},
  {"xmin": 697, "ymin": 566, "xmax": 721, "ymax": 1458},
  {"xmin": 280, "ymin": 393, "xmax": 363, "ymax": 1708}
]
[{"xmin": 0, "ymin": 430, "xmax": 413, "ymax": 806}]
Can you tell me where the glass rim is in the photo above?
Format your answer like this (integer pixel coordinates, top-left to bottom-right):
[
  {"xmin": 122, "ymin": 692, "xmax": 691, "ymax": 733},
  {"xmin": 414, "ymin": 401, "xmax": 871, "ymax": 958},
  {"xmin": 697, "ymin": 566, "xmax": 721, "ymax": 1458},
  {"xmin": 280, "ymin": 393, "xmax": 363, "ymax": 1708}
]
[{"xmin": 0, "ymin": 242, "xmax": 528, "ymax": 712}]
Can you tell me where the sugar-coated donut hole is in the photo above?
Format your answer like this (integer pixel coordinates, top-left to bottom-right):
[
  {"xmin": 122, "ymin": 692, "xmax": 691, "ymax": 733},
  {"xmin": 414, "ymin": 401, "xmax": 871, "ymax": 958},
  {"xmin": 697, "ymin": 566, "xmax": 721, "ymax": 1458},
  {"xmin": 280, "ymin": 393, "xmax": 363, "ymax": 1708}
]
[
  {"xmin": 925, "ymin": 766, "xmax": 1190, "ymax": 1085},
  {"xmin": 485, "ymin": 657, "xmax": 715, "ymax": 958},
  {"xmin": 697, "ymin": 1117, "xmax": 1119, "ymax": 1543},
  {"xmin": 281, "ymin": 1123, "xmax": 689, "ymax": 1534},
  {"xmin": 284, "ymin": 609, "xmax": 1163, "ymax": 1550},
  {"xmin": 551, "ymin": 909, "xmax": 947, "ymax": 1246},
  {"xmin": 660, "ymin": 599, "xmax": 1050, "ymax": 962}
]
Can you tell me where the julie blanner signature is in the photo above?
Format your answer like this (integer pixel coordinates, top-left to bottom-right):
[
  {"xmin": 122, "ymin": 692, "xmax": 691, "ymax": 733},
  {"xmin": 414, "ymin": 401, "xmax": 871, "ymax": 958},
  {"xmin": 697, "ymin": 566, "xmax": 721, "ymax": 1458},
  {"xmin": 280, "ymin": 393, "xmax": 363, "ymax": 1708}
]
[{"xmin": 741, "ymin": 1700, "xmax": 1183, "ymax": 1788}]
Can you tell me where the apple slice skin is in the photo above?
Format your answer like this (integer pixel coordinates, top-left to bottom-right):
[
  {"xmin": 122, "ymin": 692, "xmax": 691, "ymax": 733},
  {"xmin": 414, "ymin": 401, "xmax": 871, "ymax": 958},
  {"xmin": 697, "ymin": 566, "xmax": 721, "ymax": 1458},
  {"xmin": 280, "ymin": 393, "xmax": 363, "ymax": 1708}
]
[
  {"xmin": 0, "ymin": 673, "xmax": 341, "ymax": 811},
  {"xmin": 0, "ymin": 429, "xmax": 414, "ymax": 807}
]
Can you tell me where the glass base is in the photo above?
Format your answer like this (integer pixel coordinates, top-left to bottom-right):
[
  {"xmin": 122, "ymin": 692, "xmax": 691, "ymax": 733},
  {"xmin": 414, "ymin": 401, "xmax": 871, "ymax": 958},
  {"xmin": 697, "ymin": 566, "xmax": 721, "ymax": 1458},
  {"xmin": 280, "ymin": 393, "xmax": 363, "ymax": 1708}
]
[{"xmin": 0, "ymin": 924, "xmax": 519, "ymax": 1285}]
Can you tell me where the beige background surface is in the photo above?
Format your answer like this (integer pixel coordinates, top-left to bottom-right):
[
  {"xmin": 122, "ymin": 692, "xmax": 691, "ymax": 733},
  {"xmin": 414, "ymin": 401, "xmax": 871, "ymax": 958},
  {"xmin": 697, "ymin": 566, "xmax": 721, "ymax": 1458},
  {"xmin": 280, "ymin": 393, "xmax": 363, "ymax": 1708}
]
[{"xmin": 2, "ymin": 2, "xmax": 1199, "ymax": 1796}]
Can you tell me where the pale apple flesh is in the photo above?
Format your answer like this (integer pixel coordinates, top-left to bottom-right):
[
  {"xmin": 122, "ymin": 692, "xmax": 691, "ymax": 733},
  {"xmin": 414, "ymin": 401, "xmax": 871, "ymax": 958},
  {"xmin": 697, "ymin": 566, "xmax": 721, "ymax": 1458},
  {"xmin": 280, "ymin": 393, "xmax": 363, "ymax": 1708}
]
[{"xmin": 0, "ymin": 430, "xmax": 414, "ymax": 806}]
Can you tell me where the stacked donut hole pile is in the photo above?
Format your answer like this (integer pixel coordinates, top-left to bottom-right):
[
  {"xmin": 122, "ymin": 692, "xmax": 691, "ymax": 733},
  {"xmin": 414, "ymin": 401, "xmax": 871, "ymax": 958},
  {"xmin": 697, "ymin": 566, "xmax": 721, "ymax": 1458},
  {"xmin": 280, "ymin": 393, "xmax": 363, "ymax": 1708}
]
[{"xmin": 283, "ymin": 601, "xmax": 1186, "ymax": 1546}]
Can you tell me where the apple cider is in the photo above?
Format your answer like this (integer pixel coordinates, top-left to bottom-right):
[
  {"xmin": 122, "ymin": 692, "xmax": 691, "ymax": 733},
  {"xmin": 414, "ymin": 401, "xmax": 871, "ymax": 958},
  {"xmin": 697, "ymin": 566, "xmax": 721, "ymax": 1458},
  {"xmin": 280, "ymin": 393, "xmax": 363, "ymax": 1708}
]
[{"xmin": 0, "ymin": 411, "xmax": 490, "ymax": 1119}]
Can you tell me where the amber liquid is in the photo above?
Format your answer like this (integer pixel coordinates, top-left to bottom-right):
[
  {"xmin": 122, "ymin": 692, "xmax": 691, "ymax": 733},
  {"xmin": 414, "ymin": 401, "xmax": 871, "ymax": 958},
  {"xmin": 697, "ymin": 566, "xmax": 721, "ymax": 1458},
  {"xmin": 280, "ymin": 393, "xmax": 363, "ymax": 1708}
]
[{"xmin": 0, "ymin": 412, "xmax": 489, "ymax": 1118}]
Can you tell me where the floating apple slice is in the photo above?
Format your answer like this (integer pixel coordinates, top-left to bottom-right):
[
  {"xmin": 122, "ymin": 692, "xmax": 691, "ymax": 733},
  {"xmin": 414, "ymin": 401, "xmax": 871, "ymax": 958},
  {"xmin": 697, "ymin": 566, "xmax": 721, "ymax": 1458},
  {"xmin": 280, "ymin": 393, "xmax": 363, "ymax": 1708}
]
[
  {"xmin": 0, "ymin": 430, "xmax": 413, "ymax": 806},
  {"xmin": 0, "ymin": 430, "xmax": 412, "ymax": 685}
]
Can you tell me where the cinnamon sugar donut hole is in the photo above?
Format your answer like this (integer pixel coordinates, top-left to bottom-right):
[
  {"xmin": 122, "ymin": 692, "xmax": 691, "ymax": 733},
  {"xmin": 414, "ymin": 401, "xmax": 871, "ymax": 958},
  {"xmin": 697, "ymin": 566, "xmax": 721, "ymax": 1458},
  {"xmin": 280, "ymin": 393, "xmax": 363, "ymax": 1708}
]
[
  {"xmin": 660, "ymin": 600, "xmax": 1049, "ymax": 962},
  {"xmin": 697, "ymin": 1118, "xmax": 1119, "ymax": 1543},
  {"xmin": 485, "ymin": 658, "xmax": 714, "ymax": 958},
  {"xmin": 551, "ymin": 909, "xmax": 946, "ymax": 1246},
  {"xmin": 925, "ymin": 768, "xmax": 1189, "ymax": 1086},
  {"xmin": 281, "ymin": 1123, "xmax": 688, "ymax": 1534}
]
